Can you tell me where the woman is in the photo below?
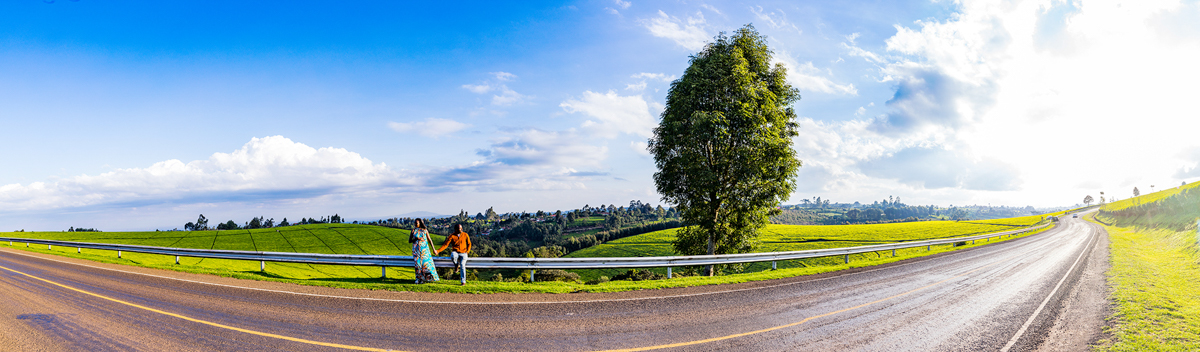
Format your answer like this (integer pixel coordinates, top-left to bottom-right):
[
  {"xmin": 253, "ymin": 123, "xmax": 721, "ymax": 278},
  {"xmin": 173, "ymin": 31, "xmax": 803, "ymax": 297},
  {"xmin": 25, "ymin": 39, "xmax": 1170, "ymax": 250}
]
[{"xmin": 410, "ymin": 218, "xmax": 440, "ymax": 284}]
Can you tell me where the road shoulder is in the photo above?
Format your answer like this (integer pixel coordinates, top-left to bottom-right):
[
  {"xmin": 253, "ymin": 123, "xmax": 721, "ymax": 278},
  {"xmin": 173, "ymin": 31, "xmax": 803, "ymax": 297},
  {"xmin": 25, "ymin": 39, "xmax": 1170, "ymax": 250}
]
[{"xmin": 1036, "ymin": 219, "xmax": 1111, "ymax": 351}]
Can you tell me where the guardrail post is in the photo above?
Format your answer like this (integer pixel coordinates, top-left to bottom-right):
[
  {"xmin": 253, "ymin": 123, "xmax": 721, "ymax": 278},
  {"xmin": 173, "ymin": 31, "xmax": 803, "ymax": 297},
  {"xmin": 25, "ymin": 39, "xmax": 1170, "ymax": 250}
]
[
  {"xmin": 118, "ymin": 250, "xmax": 121, "ymax": 258},
  {"xmin": 667, "ymin": 266, "xmax": 673, "ymax": 278},
  {"xmin": 26, "ymin": 243, "xmax": 29, "ymax": 248},
  {"xmin": 48, "ymin": 244, "xmax": 51, "ymax": 250},
  {"xmin": 261, "ymin": 261, "xmax": 265, "ymax": 272},
  {"xmin": 529, "ymin": 270, "xmax": 535, "ymax": 282},
  {"xmin": 771, "ymin": 261, "xmax": 777, "ymax": 270},
  {"xmin": 892, "ymin": 249, "xmax": 896, "ymax": 257},
  {"xmin": 844, "ymin": 254, "xmax": 849, "ymax": 264},
  {"xmin": 926, "ymin": 245, "xmax": 930, "ymax": 251},
  {"xmin": 77, "ymin": 247, "xmax": 80, "ymax": 253},
  {"xmin": 175, "ymin": 256, "xmax": 179, "ymax": 265},
  {"xmin": 381, "ymin": 266, "xmax": 386, "ymax": 279}
]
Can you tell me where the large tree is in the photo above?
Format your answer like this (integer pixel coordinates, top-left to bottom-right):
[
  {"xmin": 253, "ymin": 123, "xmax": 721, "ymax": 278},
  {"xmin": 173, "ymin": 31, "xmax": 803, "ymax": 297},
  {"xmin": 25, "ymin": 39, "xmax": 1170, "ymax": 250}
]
[
  {"xmin": 1083, "ymin": 195, "xmax": 1094, "ymax": 206},
  {"xmin": 649, "ymin": 24, "xmax": 801, "ymax": 276}
]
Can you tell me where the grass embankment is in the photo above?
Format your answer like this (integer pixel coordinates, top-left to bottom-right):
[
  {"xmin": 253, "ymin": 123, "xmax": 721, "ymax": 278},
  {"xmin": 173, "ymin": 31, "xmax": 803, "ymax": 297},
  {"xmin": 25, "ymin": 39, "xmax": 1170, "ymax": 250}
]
[
  {"xmin": 1091, "ymin": 181, "xmax": 1200, "ymax": 351},
  {"xmin": 1, "ymin": 215, "xmax": 1054, "ymax": 294}
]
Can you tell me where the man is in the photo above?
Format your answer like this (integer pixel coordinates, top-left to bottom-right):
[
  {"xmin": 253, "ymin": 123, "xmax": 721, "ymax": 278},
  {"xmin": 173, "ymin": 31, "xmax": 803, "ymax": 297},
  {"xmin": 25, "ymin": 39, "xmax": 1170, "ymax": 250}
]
[{"xmin": 436, "ymin": 224, "xmax": 472, "ymax": 285}]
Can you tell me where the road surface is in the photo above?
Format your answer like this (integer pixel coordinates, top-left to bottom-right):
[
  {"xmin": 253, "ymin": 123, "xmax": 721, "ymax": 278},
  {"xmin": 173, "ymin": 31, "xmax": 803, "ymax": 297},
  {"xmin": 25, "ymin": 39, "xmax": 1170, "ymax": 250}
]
[{"xmin": 0, "ymin": 215, "xmax": 1108, "ymax": 351}]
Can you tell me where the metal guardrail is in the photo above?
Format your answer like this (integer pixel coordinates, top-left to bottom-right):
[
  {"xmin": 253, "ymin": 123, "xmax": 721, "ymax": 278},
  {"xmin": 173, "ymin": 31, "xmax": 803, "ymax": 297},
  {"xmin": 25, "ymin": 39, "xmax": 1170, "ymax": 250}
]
[{"xmin": 0, "ymin": 222, "xmax": 1051, "ymax": 280}]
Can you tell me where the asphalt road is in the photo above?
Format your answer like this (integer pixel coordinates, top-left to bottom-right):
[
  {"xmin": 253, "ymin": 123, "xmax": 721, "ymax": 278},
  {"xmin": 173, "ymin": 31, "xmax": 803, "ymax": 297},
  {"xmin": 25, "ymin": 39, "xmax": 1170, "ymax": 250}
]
[{"xmin": 0, "ymin": 215, "xmax": 1109, "ymax": 351}]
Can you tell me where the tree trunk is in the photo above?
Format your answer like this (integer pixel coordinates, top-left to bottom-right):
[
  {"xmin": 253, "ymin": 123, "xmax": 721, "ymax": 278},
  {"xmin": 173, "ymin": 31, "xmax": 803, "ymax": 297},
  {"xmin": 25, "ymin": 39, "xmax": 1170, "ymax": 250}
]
[
  {"xmin": 704, "ymin": 202, "xmax": 719, "ymax": 276},
  {"xmin": 704, "ymin": 232, "xmax": 715, "ymax": 276}
]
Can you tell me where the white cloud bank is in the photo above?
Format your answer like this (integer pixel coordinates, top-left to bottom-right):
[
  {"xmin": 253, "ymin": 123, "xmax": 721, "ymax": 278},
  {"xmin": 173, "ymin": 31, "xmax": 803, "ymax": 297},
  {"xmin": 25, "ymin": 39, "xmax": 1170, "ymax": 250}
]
[
  {"xmin": 0, "ymin": 136, "xmax": 408, "ymax": 212},
  {"xmin": 791, "ymin": 0, "xmax": 1200, "ymax": 207}
]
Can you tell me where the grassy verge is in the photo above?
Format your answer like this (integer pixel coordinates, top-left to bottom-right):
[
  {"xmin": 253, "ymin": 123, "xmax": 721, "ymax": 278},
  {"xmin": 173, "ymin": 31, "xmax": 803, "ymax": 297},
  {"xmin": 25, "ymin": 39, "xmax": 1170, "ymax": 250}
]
[
  {"xmin": 1, "ymin": 223, "xmax": 1053, "ymax": 294},
  {"xmin": 1090, "ymin": 213, "xmax": 1200, "ymax": 351}
]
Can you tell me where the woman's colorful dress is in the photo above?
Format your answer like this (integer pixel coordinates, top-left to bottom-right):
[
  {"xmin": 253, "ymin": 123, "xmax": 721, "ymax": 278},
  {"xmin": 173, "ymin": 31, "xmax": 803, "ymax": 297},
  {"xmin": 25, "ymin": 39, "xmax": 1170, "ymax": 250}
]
[{"xmin": 411, "ymin": 229, "xmax": 440, "ymax": 283}]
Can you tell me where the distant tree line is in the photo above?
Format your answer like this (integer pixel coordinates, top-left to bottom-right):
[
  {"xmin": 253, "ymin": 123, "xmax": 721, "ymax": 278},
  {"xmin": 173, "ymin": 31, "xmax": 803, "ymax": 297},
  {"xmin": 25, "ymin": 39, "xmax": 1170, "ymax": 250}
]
[
  {"xmin": 184, "ymin": 213, "xmax": 343, "ymax": 231},
  {"xmin": 67, "ymin": 227, "xmax": 101, "ymax": 232}
]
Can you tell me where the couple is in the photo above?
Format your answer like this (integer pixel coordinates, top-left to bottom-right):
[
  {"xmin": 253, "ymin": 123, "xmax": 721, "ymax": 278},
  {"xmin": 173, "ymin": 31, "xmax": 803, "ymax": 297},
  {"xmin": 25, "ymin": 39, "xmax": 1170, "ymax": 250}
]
[{"xmin": 410, "ymin": 219, "xmax": 472, "ymax": 285}]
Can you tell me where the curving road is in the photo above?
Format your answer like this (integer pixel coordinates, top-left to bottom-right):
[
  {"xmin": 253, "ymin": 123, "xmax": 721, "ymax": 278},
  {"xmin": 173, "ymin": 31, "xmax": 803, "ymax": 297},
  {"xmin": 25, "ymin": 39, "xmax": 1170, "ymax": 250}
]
[{"xmin": 0, "ymin": 215, "xmax": 1109, "ymax": 351}]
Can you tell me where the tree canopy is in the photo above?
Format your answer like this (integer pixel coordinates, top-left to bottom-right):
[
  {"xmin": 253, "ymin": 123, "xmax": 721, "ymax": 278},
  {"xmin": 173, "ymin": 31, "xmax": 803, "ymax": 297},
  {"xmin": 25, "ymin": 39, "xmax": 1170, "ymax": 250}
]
[{"xmin": 649, "ymin": 24, "xmax": 801, "ymax": 275}]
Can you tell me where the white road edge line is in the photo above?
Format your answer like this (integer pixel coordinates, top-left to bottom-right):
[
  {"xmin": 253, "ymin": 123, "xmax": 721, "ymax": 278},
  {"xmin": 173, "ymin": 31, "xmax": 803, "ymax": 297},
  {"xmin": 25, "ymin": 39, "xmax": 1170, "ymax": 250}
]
[
  {"xmin": 0, "ymin": 227, "xmax": 1053, "ymax": 306},
  {"xmin": 999, "ymin": 221, "xmax": 1095, "ymax": 352}
]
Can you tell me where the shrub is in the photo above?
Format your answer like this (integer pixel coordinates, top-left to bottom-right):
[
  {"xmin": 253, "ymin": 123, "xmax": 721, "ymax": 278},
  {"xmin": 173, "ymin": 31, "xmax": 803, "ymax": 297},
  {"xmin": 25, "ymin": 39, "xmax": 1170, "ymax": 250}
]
[{"xmin": 534, "ymin": 269, "xmax": 581, "ymax": 283}]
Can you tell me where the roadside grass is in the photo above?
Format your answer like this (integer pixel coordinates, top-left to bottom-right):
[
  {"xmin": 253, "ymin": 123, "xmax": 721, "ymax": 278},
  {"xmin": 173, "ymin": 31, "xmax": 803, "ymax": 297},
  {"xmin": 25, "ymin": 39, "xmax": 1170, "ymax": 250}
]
[
  {"xmin": 1091, "ymin": 214, "xmax": 1200, "ymax": 350},
  {"xmin": 0, "ymin": 218, "xmax": 1053, "ymax": 294}
]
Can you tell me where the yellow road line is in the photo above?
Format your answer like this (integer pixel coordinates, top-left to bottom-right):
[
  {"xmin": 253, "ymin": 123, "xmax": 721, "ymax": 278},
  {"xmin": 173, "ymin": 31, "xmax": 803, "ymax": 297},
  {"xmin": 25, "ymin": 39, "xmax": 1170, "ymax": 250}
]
[
  {"xmin": 596, "ymin": 261, "xmax": 1004, "ymax": 352},
  {"xmin": 0, "ymin": 264, "xmax": 398, "ymax": 352}
]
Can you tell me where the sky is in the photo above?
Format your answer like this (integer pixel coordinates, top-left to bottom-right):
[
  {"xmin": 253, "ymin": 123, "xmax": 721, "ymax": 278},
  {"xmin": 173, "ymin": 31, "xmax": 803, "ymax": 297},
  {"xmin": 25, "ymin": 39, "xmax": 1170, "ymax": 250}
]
[{"xmin": 2, "ymin": 0, "xmax": 1198, "ymax": 231}]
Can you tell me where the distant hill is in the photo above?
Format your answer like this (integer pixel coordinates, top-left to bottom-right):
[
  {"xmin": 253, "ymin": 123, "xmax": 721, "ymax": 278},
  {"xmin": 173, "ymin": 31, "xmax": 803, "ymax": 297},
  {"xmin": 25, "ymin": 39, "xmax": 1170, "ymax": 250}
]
[{"xmin": 395, "ymin": 211, "xmax": 452, "ymax": 219}]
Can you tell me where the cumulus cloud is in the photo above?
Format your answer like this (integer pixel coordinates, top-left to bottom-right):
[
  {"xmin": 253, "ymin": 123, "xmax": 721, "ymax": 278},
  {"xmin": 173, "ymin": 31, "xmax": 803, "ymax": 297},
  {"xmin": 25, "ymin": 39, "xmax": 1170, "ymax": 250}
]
[
  {"xmin": 0, "ymin": 136, "xmax": 407, "ymax": 212},
  {"xmin": 642, "ymin": 10, "xmax": 709, "ymax": 51},
  {"xmin": 613, "ymin": 0, "xmax": 630, "ymax": 10},
  {"xmin": 491, "ymin": 71, "xmax": 517, "ymax": 81},
  {"xmin": 560, "ymin": 90, "xmax": 656, "ymax": 138},
  {"xmin": 388, "ymin": 118, "xmax": 470, "ymax": 138}
]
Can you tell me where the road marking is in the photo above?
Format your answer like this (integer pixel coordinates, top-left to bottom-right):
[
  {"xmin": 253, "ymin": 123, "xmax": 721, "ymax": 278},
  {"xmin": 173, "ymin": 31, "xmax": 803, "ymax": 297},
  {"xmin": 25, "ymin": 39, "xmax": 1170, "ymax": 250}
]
[
  {"xmin": 0, "ymin": 264, "xmax": 398, "ymax": 352},
  {"xmin": 594, "ymin": 259, "xmax": 1007, "ymax": 352},
  {"xmin": 0, "ymin": 226, "xmax": 1054, "ymax": 306},
  {"xmin": 999, "ymin": 218, "xmax": 1097, "ymax": 352}
]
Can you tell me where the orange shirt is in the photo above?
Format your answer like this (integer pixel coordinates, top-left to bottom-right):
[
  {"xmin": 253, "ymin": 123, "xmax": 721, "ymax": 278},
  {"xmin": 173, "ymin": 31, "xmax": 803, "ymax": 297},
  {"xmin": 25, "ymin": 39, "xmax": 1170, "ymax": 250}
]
[{"xmin": 437, "ymin": 232, "xmax": 472, "ymax": 254}]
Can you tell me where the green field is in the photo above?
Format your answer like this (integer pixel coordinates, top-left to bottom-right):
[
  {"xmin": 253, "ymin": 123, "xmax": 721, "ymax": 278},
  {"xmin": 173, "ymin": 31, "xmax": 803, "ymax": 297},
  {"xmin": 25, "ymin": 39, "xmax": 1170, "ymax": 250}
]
[
  {"xmin": 1, "ymin": 224, "xmax": 437, "ymax": 282},
  {"xmin": 566, "ymin": 214, "xmax": 1051, "ymax": 279}
]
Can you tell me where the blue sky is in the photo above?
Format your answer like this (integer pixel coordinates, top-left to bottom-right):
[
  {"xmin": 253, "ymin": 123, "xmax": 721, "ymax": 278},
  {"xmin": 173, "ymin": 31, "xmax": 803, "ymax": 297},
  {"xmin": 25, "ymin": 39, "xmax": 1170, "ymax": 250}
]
[{"xmin": 3, "ymin": 0, "xmax": 1199, "ymax": 230}]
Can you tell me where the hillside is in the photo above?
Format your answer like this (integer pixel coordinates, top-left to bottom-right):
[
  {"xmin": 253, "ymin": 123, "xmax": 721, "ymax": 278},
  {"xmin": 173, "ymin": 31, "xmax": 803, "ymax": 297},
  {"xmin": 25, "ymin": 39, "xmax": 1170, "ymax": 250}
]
[{"xmin": 1091, "ymin": 180, "xmax": 1200, "ymax": 351}]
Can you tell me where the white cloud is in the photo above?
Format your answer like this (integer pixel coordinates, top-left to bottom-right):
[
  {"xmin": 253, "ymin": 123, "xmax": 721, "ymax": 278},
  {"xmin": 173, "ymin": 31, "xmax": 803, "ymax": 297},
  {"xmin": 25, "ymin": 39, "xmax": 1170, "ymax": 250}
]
[
  {"xmin": 842, "ymin": 33, "xmax": 886, "ymax": 63},
  {"xmin": 0, "ymin": 136, "xmax": 406, "ymax": 212},
  {"xmin": 642, "ymin": 10, "xmax": 709, "ymax": 51},
  {"xmin": 491, "ymin": 85, "xmax": 528, "ymax": 106},
  {"xmin": 772, "ymin": 53, "xmax": 858, "ymax": 95},
  {"xmin": 491, "ymin": 71, "xmax": 517, "ymax": 81},
  {"xmin": 750, "ymin": 6, "xmax": 802, "ymax": 34},
  {"xmin": 614, "ymin": 0, "xmax": 631, "ymax": 10},
  {"xmin": 560, "ymin": 90, "xmax": 657, "ymax": 138},
  {"xmin": 625, "ymin": 81, "xmax": 647, "ymax": 91},
  {"xmin": 631, "ymin": 72, "xmax": 675, "ymax": 82},
  {"xmin": 463, "ymin": 74, "xmax": 529, "ymax": 106},
  {"xmin": 388, "ymin": 118, "xmax": 471, "ymax": 138},
  {"xmin": 630, "ymin": 141, "xmax": 651, "ymax": 156},
  {"xmin": 700, "ymin": 4, "xmax": 722, "ymax": 16},
  {"xmin": 786, "ymin": 0, "xmax": 1200, "ymax": 208},
  {"xmin": 461, "ymin": 84, "xmax": 491, "ymax": 94}
]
